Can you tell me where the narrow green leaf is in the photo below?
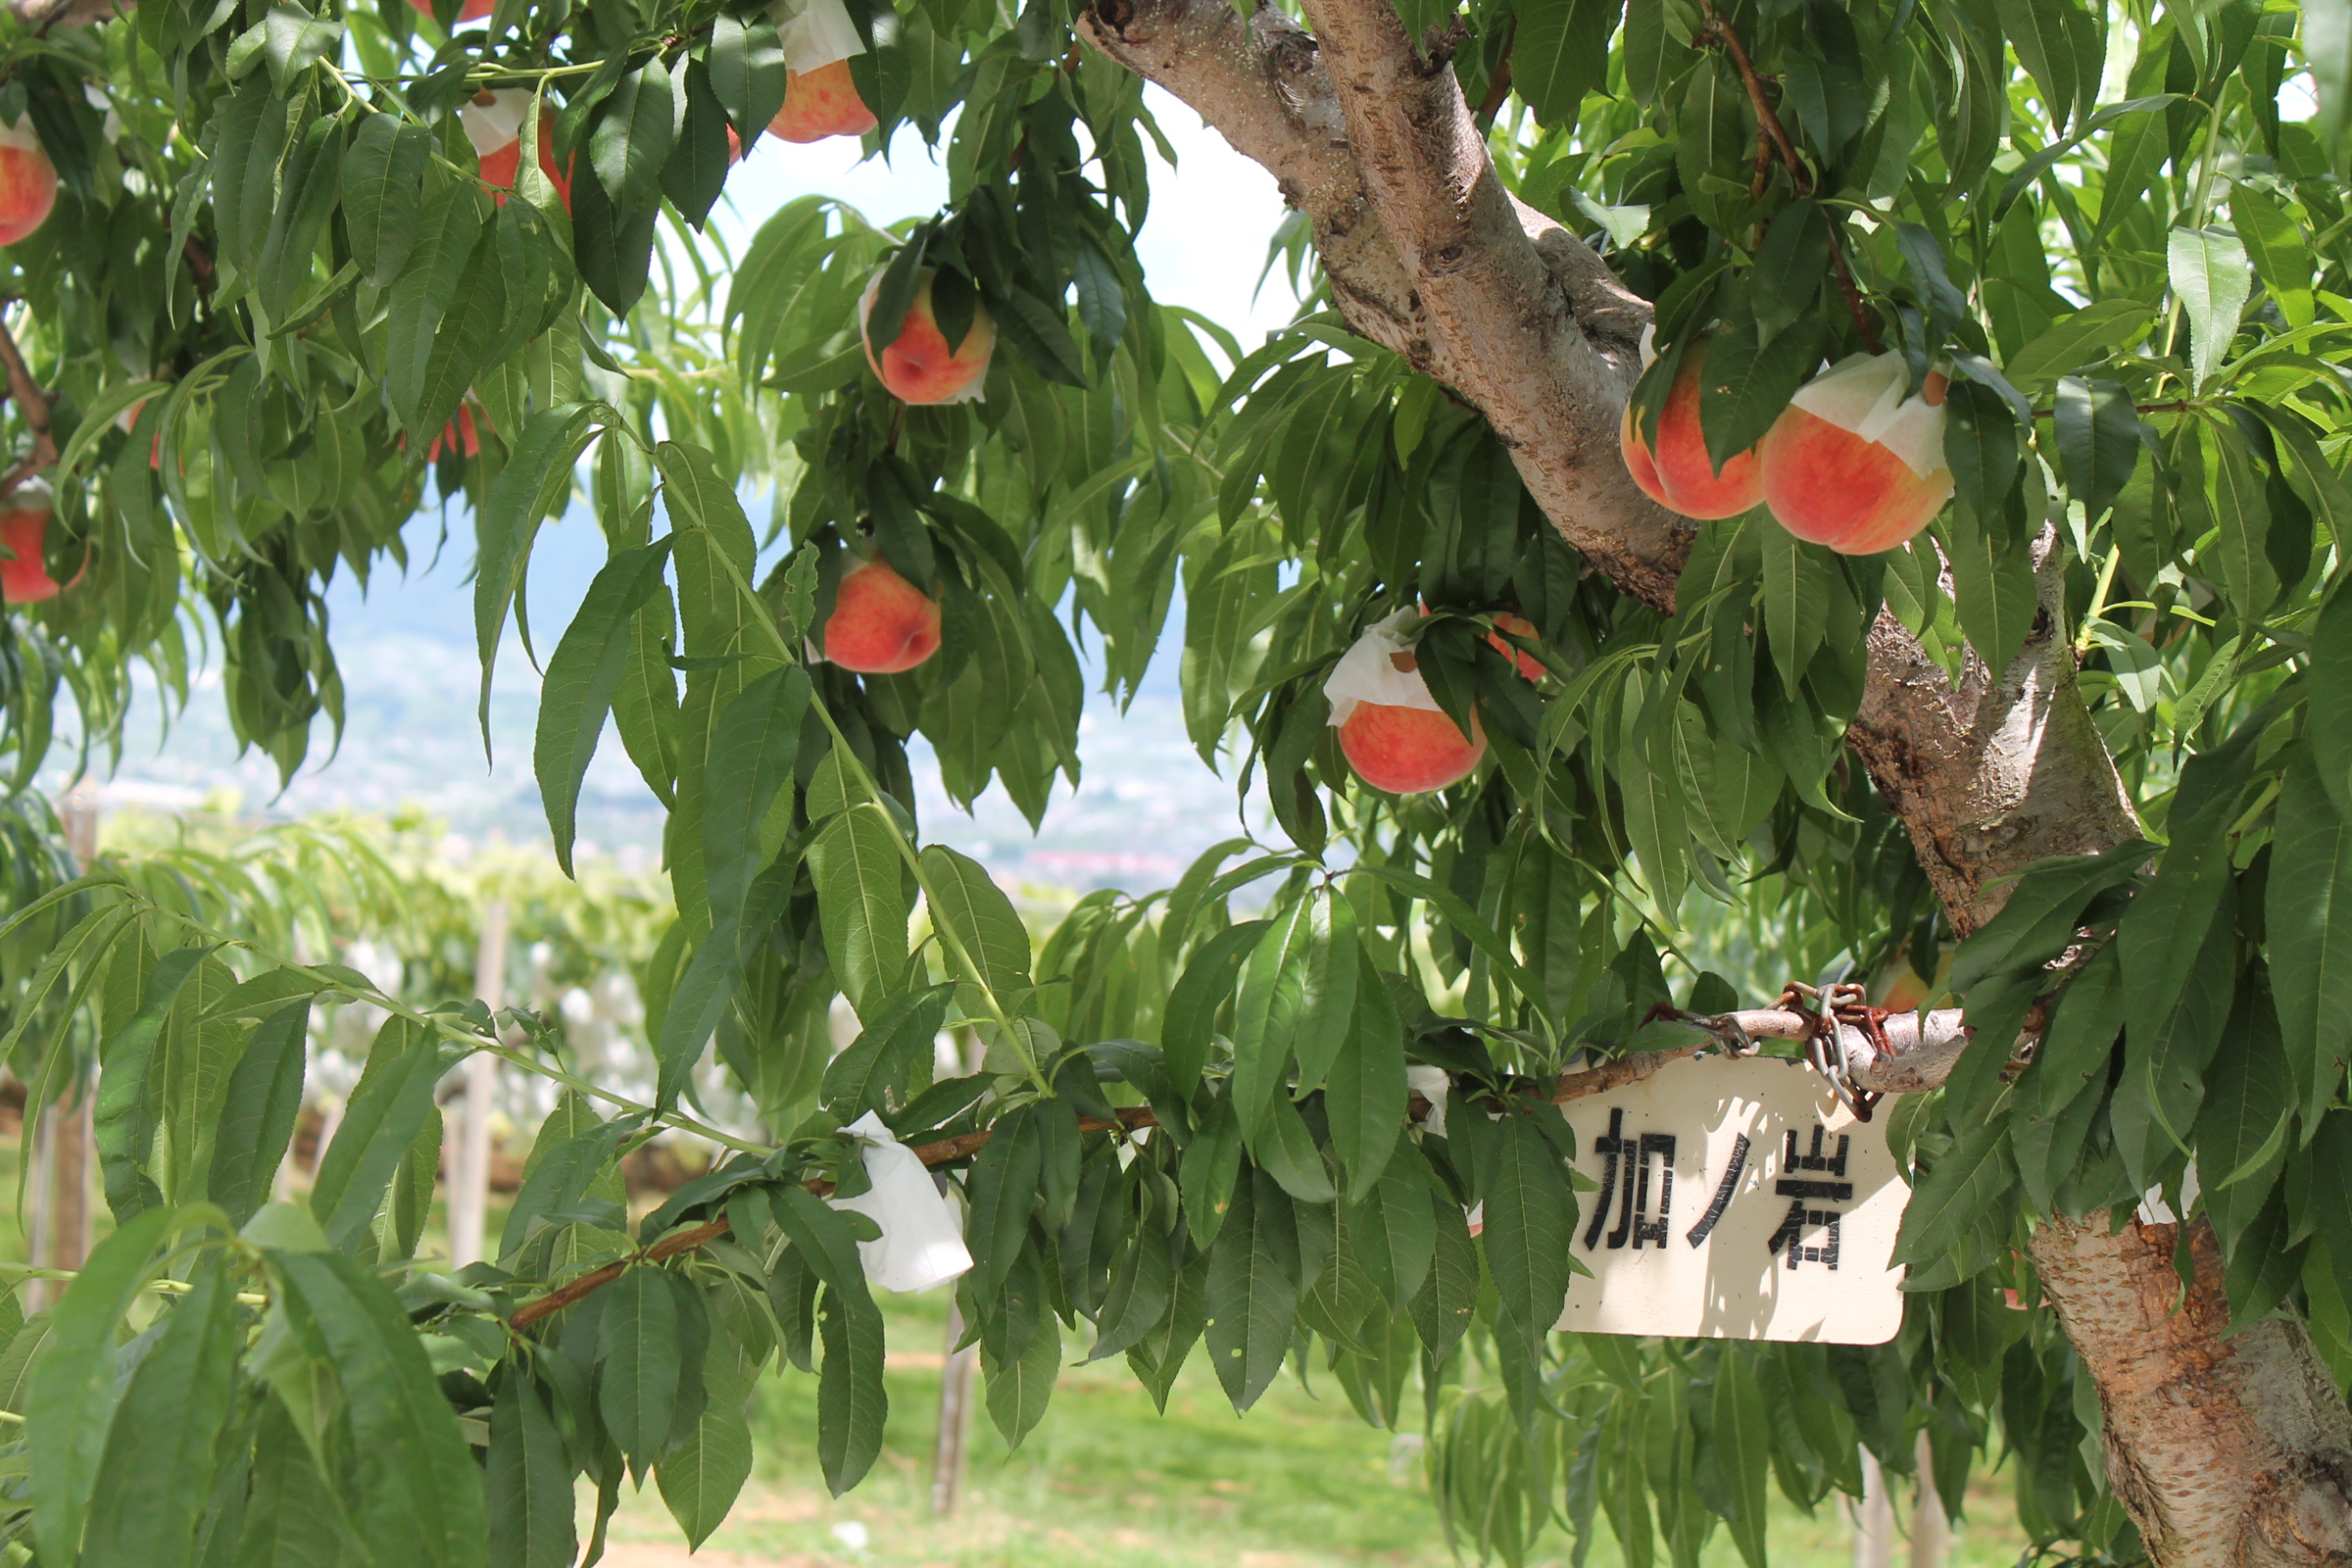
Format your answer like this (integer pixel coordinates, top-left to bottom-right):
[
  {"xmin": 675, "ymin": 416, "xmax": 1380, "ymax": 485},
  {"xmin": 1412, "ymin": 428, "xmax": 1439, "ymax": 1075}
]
[
  {"xmin": 207, "ymin": 1000, "xmax": 312, "ymax": 1229},
  {"xmin": 269, "ymin": 1249, "xmax": 488, "ymax": 1567},
  {"xmin": 1204, "ymin": 1168, "xmax": 1301, "ymax": 1412},
  {"xmin": 27, "ymin": 1208, "xmax": 173, "ymax": 1565},
  {"xmin": 82, "ymin": 1272, "xmax": 240, "ymax": 1565},
  {"xmin": 537, "ymin": 538, "xmax": 678, "ymax": 875}
]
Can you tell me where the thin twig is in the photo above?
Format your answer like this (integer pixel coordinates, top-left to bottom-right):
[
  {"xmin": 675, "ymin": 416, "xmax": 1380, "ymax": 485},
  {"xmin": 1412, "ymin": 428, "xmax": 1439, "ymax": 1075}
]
[
  {"xmin": 1706, "ymin": 12, "xmax": 1803, "ymax": 188},
  {"xmin": 1471, "ymin": 17, "xmax": 1515, "ymax": 126},
  {"xmin": 1700, "ymin": 6, "xmax": 1881, "ymax": 354}
]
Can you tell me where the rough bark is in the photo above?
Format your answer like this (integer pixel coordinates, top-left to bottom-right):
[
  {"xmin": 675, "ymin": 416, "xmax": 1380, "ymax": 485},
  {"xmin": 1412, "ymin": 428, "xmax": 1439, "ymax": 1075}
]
[
  {"xmin": 1846, "ymin": 530, "xmax": 2143, "ymax": 937},
  {"xmin": 2035, "ymin": 1215, "xmax": 2352, "ymax": 1568},
  {"xmin": 1079, "ymin": 0, "xmax": 1687, "ymax": 610},
  {"xmin": 1076, "ymin": 0, "xmax": 2352, "ymax": 1556}
]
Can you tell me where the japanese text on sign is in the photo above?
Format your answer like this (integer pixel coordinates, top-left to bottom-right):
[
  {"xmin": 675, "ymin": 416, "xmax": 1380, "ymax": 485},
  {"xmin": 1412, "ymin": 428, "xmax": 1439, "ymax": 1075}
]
[{"xmin": 1550, "ymin": 1054, "xmax": 1905, "ymax": 1344}]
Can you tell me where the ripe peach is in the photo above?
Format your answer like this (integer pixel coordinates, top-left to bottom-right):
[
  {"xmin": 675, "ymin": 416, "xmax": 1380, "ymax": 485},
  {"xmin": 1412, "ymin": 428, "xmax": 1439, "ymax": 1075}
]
[
  {"xmin": 1758, "ymin": 352, "xmax": 1954, "ymax": 555},
  {"xmin": 117, "ymin": 399, "xmax": 164, "ymax": 469},
  {"xmin": 769, "ymin": 61, "xmax": 877, "ymax": 143},
  {"xmin": 1339, "ymin": 702, "xmax": 1487, "ymax": 795},
  {"xmin": 407, "ymin": 0, "xmax": 493, "ymax": 20},
  {"xmin": 427, "ymin": 406, "xmax": 485, "ymax": 463},
  {"xmin": 0, "ymin": 493, "xmax": 77, "ymax": 604},
  {"xmin": 464, "ymin": 90, "xmax": 571, "ymax": 214},
  {"xmin": 860, "ymin": 267, "xmax": 995, "ymax": 406},
  {"xmin": 823, "ymin": 557, "xmax": 941, "ymax": 673},
  {"xmin": 0, "ymin": 121, "xmax": 58, "ymax": 248},
  {"xmin": 1419, "ymin": 603, "xmax": 1544, "ymax": 680},
  {"xmin": 1325, "ymin": 610, "xmax": 1488, "ymax": 794},
  {"xmin": 1618, "ymin": 341, "xmax": 1764, "ymax": 520},
  {"xmin": 1488, "ymin": 612, "xmax": 1543, "ymax": 680}
]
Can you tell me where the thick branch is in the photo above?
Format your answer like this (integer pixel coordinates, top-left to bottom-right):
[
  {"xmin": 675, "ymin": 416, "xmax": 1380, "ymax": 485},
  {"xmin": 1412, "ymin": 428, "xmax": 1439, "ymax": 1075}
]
[
  {"xmin": 1079, "ymin": 0, "xmax": 1682, "ymax": 609},
  {"xmin": 8, "ymin": 0, "xmax": 126, "ymax": 27},
  {"xmin": 1846, "ymin": 530, "xmax": 2142, "ymax": 935}
]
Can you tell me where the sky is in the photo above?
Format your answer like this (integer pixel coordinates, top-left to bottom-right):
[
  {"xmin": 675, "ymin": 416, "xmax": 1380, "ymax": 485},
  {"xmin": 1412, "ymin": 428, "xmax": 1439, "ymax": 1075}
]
[{"xmin": 73, "ymin": 94, "xmax": 1305, "ymax": 892}]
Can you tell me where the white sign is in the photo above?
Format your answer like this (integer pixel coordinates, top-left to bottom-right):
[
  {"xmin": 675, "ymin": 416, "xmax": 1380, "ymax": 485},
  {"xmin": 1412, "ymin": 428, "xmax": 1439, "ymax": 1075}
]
[{"xmin": 1549, "ymin": 1054, "xmax": 1906, "ymax": 1345}]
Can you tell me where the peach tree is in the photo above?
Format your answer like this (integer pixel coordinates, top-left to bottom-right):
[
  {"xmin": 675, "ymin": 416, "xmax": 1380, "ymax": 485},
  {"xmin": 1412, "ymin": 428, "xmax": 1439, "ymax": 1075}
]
[{"xmin": 0, "ymin": 0, "xmax": 2339, "ymax": 1563}]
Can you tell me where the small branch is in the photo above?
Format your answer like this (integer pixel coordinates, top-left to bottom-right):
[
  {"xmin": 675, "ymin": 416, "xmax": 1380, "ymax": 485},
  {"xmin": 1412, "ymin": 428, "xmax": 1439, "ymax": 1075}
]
[
  {"xmin": 1705, "ymin": 10, "xmax": 1803, "ymax": 190},
  {"xmin": 1471, "ymin": 16, "xmax": 1514, "ymax": 125},
  {"xmin": 1700, "ymin": 5, "xmax": 1881, "ymax": 355}
]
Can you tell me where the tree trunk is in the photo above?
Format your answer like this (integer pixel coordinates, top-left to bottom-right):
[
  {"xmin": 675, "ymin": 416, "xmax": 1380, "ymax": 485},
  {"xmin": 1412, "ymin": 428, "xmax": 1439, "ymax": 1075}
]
[
  {"xmin": 1077, "ymin": 0, "xmax": 2352, "ymax": 1556},
  {"xmin": 2035, "ymin": 1215, "xmax": 2352, "ymax": 1568}
]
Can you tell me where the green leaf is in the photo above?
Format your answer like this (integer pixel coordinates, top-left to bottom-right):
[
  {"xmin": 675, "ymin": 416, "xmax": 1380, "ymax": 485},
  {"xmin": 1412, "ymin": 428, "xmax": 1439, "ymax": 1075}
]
[
  {"xmin": 476, "ymin": 402, "xmax": 603, "ymax": 746},
  {"xmin": 700, "ymin": 662, "xmax": 810, "ymax": 931},
  {"xmin": 809, "ymin": 807, "xmax": 911, "ymax": 1023},
  {"xmin": 1760, "ymin": 528, "xmax": 1829, "ymax": 698},
  {"xmin": 920, "ymin": 843, "xmax": 1033, "ymax": 994},
  {"xmin": 1511, "ymin": 0, "xmax": 1620, "ymax": 124},
  {"xmin": 1160, "ymin": 919, "xmax": 1267, "ymax": 1099},
  {"xmin": 27, "ymin": 1207, "xmax": 172, "ymax": 1565},
  {"xmin": 1891, "ymin": 1119, "xmax": 2013, "ymax": 1274},
  {"xmin": 592, "ymin": 59, "xmax": 676, "ymax": 211},
  {"xmin": 1996, "ymin": 0, "xmax": 2082, "ymax": 128},
  {"xmin": 207, "ymin": 1000, "xmax": 312, "ymax": 1229},
  {"xmin": 1482, "ymin": 1115, "xmax": 1576, "ymax": 1341},
  {"xmin": 235, "ymin": 1394, "xmax": 347, "ymax": 1567},
  {"xmin": 1939, "ymin": 507, "xmax": 2037, "ymax": 676},
  {"xmin": 963, "ymin": 1103, "xmax": 1043, "ymax": 1290},
  {"xmin": 1942, "ymin": 381, "xmax": 2021, "ymax": 517},
  {"xmin": 2193, "ymin": 983, "xmax": 2292, "ymax": 1251},
  {"xmin": 95, "ymin": 944, "xmax": 215, "ymax": 1222},
  {"xmin": 983, "ymin": 1308, "xmax": 1063, "ymax": 1446},
  {"xmin": 536, "ymin": 538, "xmax": 678, "ymax": 876},
  {"xmin": 707, "ymin": 12, "xmax": 789, "ymax": 141},
  {"xmin": 1708, "ymin": 1349, "xmax": 1772, "ymax": 1568},
  {"xmin": 657, "ymin": 1342, "xmax": 753, "ymax": 1548},
  {"xmin": 2001, "ymin": 297, "xmax": 2153, "ymax": 387},
  {"xmin": 2232, "ymin": 184, "xmax": 2314, "ymax": 328},
  {"xmin": 1204, "ymin": 1167, "xmax": 1301, "ymax": 1412},
  {"xmin": 2168, "ymin": 227, "xmax": 2253, "ymax": 391},
  {"xmin": 1348, "ymin": 1150, "xmax": 1437, "ymax": 1309},
  {"xmin": 2053, "ymin": 376, "xmax": 2139, "ymax": 521},
  {"xmin": 1328, "ymin": 947, "xmax": 1407, "ymax": 1200},
  {"xmin": 343, "ymin": 113, "xmax": 430, "ymax": 285},
  {"xmin": 83, "ymin": 1271, "xmax": 240, "ymax": 1565},
  {"xmin": 2270, "ymin": 749, "xmax": 2352, "ymax": 1125},
  {"xmin": 814, "ymin": 1276, "xmax": 889, "ymax": 1494},
  {"xmin": 1406, "ymin": 1171, "xmax": 1479, "ymax": 1359},
  {"xmin": 268, "ymin": 1249, "xmax": 488, "ymax": 1568},
  {"xmin": 1230, "ymin": 898, "xmax": 1323, "ymax": 1139},
  {"xmin": 821, "ymin": 982, "xmax": 956, "ymax": 1121},
  {"xmin": 490, "ymin": 1375, "xmax": 577, "ymax": 1568},
  {"xmin": 310, "ymin": 1020, "xmax": 445, "ymax": 1252},
  {"xmin": 1751, "ymin": 202, "xmax": 1832, "ymax": 344},
  {"xmin": 598, "ymin": 1265, "xmax": 683, "ymax": 1468}
]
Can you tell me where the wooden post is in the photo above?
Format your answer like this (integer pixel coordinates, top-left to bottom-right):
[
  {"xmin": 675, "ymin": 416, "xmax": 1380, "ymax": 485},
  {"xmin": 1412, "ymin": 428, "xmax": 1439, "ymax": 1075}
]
[
  {"xmin": 446, "ymin": 900, "xmax": 507, "ymax": 1269},
  {"xmin": 931, "ymin": 1286, "xmax": 979, "ymax": 1514},
  {"xmin": 1909, "ymin": 1431, "xmax": 1947, "ymax": 1568},
  {"xmin": 930, "ymin": 1025, "xmax": 982, "ymax": 1515},
  {"xmin": 26, "ymin": 783, "xmax": 99, "ymax": 1310},
  {"xmin": 1851, "ymin": 1447, "xmax": 1895, "ymax": 1568}
]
